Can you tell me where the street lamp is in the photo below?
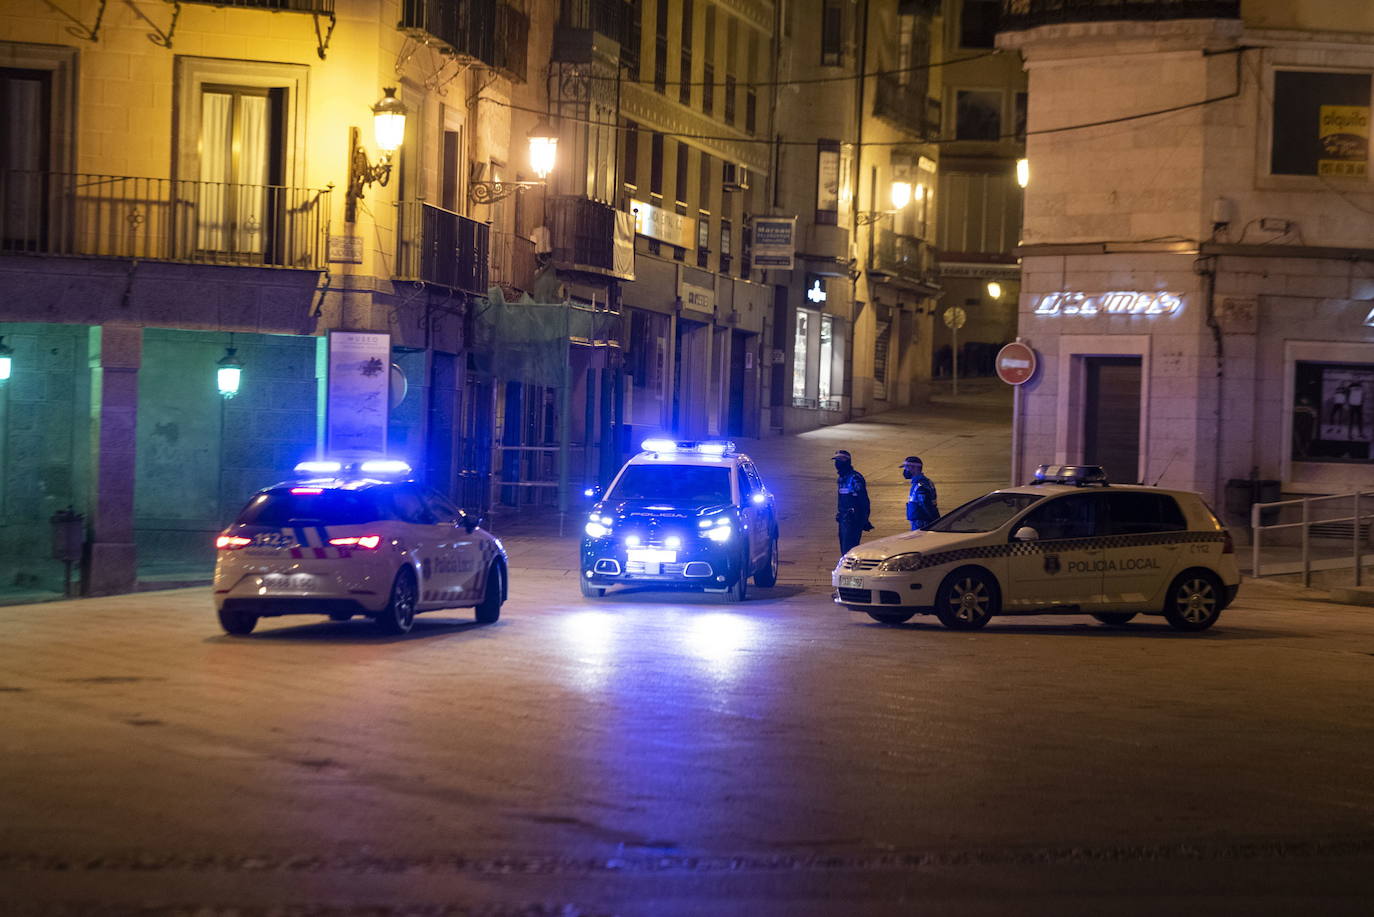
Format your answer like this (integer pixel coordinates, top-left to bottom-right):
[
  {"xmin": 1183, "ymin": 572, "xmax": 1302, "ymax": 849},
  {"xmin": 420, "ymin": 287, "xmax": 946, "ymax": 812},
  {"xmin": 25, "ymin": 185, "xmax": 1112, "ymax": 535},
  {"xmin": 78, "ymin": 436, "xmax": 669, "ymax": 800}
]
[
  {"xmin": 857, "ymin": 179, "xmax": 916, "ymax": 225},
  {"xmin": 470, "ymin": 117, "xmax": 559, "ymax": 204},
  {"xmin": 0, "ymin": 336, "xmax": 12, "ymax": 383},
  {"xmin": 1016, "ymin": 158, "xmax": 1030, "ymax": 189},
  {"xmin": 217, "ymin": 347, "xmax": 244, "ymax": 399},
  {"xmin": 346, "ymin": 88, "xmax": 408, "ymax": 222},
  {"xmin": 986, "ymin": 281, "xmax": 1003, "ymax": 300}
]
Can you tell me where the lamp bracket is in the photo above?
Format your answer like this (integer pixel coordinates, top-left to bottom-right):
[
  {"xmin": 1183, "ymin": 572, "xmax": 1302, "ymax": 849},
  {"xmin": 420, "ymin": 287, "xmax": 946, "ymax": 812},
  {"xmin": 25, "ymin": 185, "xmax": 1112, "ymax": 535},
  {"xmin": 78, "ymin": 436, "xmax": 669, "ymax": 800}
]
[
  {"xmin": 856, "ymin": 211, "xmax": 894, "ymax": 226},
  {"xmin": 345, "ymin": 126, "xmax": 393, "ymax": 223},
  {"xmin": 469, "ymin": 180, "xmax": 544, "ymax": 205},
  {"xmin": 41, "ymin": 0, "xmax": 108, "ymax": 42}
]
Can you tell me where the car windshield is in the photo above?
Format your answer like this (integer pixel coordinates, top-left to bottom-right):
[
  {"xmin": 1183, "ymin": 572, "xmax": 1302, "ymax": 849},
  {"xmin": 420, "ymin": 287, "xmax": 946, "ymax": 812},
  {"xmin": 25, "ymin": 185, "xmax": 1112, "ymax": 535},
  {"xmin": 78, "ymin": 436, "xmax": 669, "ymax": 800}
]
[
  {"xmin": 609, "ymin": 464, "xmax": 733, "ymax": 504},
  {"xmin": 235, "ymin": 488, "xmax": 385, "ymax": 526},
  {"xmin": 926, "ymin": 492, "xmax": 1045, "ymax": 533}
]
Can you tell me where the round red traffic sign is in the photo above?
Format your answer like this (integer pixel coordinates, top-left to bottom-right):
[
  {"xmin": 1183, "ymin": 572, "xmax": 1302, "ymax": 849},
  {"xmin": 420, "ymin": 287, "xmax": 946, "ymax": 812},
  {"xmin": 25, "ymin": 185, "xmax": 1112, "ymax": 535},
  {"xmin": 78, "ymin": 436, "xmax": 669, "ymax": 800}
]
[{"xmin": 995, "ymin": 342, "xmax": 1037, "ymax": 385}]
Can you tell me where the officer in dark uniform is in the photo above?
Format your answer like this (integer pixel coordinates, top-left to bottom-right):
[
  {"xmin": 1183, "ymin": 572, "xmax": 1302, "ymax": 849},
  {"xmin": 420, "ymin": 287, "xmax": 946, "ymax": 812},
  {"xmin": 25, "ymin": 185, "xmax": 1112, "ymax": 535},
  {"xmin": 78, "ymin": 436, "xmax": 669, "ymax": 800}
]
[
  {"xmin": 902, "ymin": 455, "xmax": 940, "ymax": 530},
  {"xmin": 833, "ymin": 449, "xmax": 872, "ymax": 553}
]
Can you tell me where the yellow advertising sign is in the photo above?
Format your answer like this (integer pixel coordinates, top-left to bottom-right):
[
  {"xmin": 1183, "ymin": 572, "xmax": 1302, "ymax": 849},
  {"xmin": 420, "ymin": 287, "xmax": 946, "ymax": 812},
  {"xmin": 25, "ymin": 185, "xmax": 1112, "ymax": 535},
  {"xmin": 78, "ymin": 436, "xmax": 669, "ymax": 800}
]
[{"xmin": 1318, "ymin": 105, "xmax": 1369, "ymax": 178}]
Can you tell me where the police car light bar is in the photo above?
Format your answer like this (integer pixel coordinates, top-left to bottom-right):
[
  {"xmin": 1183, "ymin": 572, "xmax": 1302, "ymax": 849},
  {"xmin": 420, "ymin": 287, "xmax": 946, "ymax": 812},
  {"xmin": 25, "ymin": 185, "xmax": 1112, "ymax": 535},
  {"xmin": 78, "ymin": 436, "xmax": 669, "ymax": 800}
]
[
  {"xmin": 1032, "ymin": 464, "xmax": 1110, "ymax": 486},
  {"xmin": 295, "ymin": 460, "xmax": 342, "ymax": 475},
  {"xmin": 358, "ymin": 459, "xmax": 412, "ymax": 476},
  {"xmin": 640, "ymin": 438, "xmax": 737, "ymax": 455}
]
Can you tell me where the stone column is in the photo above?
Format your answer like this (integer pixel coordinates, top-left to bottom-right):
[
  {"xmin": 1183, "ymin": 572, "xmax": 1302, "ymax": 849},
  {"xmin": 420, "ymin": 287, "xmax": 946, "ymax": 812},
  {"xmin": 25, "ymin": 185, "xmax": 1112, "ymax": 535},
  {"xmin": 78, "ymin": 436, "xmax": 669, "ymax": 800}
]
[{"xmin": 85, "ymin": 324, "xmax": 140, "ymax": 596}]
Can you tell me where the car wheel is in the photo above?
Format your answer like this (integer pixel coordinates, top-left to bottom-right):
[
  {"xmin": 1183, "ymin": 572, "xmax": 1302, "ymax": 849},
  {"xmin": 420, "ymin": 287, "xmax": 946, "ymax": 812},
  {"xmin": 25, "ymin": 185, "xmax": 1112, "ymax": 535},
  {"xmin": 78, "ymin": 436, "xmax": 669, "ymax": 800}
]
[
  {"xmin": 754, "ymin": 536, "xmax": 779, "ymax": 587},
  {"xmin": 1162, "ymin": 570, "xmax": 1223, "ymax": 632},
  {"xmin": 719, "ymin": 554, "xmax": 749, "ymax": 603},
  {"xmin": 375, "ymin": 568, "xmax": 418, "ymax": 635},
  {"xmin": 475, "ymin": 563, "xmax": 503, "ymax": 624},
  {"xmin": 579, "ymin": 576, "xmax": 605, "ymax": 598},
  {"xmin": 866, "ymin": 610, "xmax": 915, "ymax": 625},
  {"xmin": 1092, "ymin": 613, "xmax": 1137, "ymax": 626},
  {"xmin": 217, "ymin": 608, "xmax": 258, "ymax": 636},
  {"xmin": 934, "ymin": 569, "xmax": 997, "ymax": 630}
]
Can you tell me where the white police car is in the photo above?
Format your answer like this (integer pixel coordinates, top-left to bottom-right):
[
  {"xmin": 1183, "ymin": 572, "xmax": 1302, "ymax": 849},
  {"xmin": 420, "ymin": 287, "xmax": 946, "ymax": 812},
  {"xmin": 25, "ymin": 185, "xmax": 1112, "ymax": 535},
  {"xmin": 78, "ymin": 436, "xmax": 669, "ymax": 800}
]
[
  {"xmin": 213, "ymin": 460, "xmax": 507, "ymax": 636},
  {"xmin": 833, "ymin": 465, "xmax": 1240, "ymax": 632},
  {"xmin": 580, "ymin": 439, "xmax": 780, "ymax": 602}
]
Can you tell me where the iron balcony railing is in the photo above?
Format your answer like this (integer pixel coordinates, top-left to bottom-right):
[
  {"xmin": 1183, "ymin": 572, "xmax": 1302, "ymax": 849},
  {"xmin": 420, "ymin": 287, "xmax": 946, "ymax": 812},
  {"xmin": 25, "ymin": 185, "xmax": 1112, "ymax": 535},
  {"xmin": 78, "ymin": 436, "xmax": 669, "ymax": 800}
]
[
  {"xmin": 395, "ymin": 201, "xmax": 490, "ymax": 295},
  {"xmin": 399, "ymin": 0, "xmax": 529, "ymax": 81},
  {"xmin": 0, "ymin": 170, "xmax": 330, "ymax": 269},
  {"xmin": 183, "ymin": 0, "xmax": 334, "ymax": 11},
  {"xmin": 872, "ymin": 230, "xmax": 939, "ymax": 287},
  {"xmin": 489, "ymin": 229, "xmax": 537, "ymax": 294},
  {"xmin": 548, "ymin": 195, "xmax": 617, "ymax": 276},
  {"xmin": 1001, "ymin": 0, "xmax": 1241, "ymax": 29},
  {"xmin": 873, "ymin": 72, "xmax": 934, "ymax": 137}
]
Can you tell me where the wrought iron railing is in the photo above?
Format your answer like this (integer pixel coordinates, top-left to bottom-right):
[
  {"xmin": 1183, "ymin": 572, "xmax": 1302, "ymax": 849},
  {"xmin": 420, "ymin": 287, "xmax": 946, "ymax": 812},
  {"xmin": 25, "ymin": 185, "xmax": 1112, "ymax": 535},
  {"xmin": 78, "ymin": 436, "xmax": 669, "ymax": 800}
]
[
  {"xmin": 872, "ymin": 230, "xmax": 938, "ymax": 286},
  {"xmin": 183, "ymin": 0, "xmax": 333, "ymax": 11},
  {"xmin": 1000, "ymin": 0, "xmax": 1240, "ymax": 29},
  {"xmin": 873, "ymin": 72, "xmax": 934, "ymax": 137},
  {"xmin": 0, "ymin": 170, "xmax": 330, "ymax": 269},
  {"xmin": 558, "ymin": 0, "xmax": 636, "ymax": 53},
  {"xmin": 395, "ymin": 201, "xmax": 490, "ymax": 294},
  {"xmin": 548, "ymin": 195, "xmax": 618, "ymax": 275},
  {"xmin": 399, "ymin": 0, "xmax": 528, "ymax": 80}
]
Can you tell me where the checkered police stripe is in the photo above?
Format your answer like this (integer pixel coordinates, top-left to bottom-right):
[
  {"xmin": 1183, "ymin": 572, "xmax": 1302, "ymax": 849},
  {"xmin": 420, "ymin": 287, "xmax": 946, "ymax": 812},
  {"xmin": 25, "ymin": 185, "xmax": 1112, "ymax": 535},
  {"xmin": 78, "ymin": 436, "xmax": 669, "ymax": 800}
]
[{"xmin": 901, "ymin": 531, "xmax": 1227, "ymax": 572}]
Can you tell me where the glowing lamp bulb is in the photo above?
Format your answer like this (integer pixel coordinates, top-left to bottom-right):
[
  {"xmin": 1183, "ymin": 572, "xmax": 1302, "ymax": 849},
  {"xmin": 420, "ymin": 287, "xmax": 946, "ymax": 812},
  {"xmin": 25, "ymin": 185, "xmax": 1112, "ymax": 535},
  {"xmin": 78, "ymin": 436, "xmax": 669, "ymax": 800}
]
[{"xmin": 890, "ymin": 181, "xmax": 913, "ymax": 210}]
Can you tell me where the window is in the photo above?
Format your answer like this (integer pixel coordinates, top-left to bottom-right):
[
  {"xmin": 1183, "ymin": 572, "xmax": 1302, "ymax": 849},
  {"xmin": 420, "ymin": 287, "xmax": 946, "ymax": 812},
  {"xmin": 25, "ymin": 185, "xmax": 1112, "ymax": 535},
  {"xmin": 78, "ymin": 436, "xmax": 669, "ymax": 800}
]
[
  {"xmin": 792, "ymin": 309, "xmax": 811, "ymax": 404},
  {"xmin": 818, "ymin": 314, "xmax": 834, "ymax": 403},
  {"xmin": 1271, "ymin": 71, "xmax": 1371, "ymax": 178},
  {"xmin": 960, "ymin": 0, "xmax": 1001, "ymax": 49},
  {"xmin": 821, "ymin": 0, "xmax": 843, "ymax": 67},
  {"xmin": 1014, "ymin": 92, "xmax": 1028, "ymax": 140},
  {"xmin": 1019, "ymin": 494, "xmax": 1102, "ymax": 541},
  {"xmin": 746, "ymin": 33, "xmax": 759, "ymax": 134},
  {"xmin": 675, "ymin": 142, "xmax": 690, "ymax": 206},
  {"xmin": 654, "ymin": 0, "xmax": 669, "ymax": 94},
  {"xmin": 720, "ymin": 217, "xmax": 732, "ymax": 272},
  {"xmin": 1292, "ymin": 361, "xmax": 1374, "ymax": 462},
  {"xmin": 1, "ymin": 67, "xmax": 51, "ymax": 250},
  {"xmin": 610, "ymin": 465, "xmax": 732, "ymax": 503},
  {"xmin": 623, "ymin": 120, "xmax": 639, "ymax": 190},
  {"xmin": 198, "ymin": 85, "xmax": 284, "ymax": 255},
  {"xmin": 816, "ymin": 140, "xmax": 840, "ymax": 225},
  {"xmin": 679, "ymin": 0, "xmax": 694, "ymax": 106},
  {"xmin": 927, "ymin": 492, "xmax": 1044, "ymax": 534},
  {"xmin": 236, "ymin": 489, "xmax": 385, "ymax": 526},
  {"xmin": 956, "ymin": 89, "xmax": 1002, "ymax": 141},
  {"xmin": 724, "ymin": 16, "xmax": 738, "ymax": 125},
  {"xmin": 1104, "ymin": 493, "xmax": 1186, "ymax": 535},
  {"xmin": 703, "ymin": 6, "xmax": 716, "ymax": 115},
  {"xmin": 650, "ymin": 131, "xmax": 664, "ymax": 197}
]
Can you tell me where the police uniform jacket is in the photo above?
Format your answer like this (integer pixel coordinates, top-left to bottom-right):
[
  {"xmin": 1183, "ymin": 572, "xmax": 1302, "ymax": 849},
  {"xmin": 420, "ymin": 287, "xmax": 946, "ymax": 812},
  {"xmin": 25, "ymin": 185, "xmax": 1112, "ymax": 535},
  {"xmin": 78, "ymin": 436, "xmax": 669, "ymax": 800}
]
[
  {"xmin": 837, "ymin": 469, "xmax": 871, "ymax": 524},
  {"xmin": 906, "ymin": 474, "xmax": 939, "ymax": 526}
]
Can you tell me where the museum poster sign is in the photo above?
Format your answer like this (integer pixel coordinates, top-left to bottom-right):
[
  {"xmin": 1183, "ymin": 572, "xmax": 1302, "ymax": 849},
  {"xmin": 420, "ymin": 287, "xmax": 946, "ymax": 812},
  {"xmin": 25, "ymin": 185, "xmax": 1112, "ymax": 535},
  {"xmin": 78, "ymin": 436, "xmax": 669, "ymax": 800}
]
[{"xmin": 326, "ymin": 330, "xmax": 391, "ymax": 457}]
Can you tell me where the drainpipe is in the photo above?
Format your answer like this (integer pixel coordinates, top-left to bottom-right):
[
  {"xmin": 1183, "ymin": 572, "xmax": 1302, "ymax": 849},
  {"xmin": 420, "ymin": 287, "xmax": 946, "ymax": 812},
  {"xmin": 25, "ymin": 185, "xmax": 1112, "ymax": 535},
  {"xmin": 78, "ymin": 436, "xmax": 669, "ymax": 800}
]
[{"xmin": 1195, "ymin": 255, "xmax": 1225, "ymax": 506}]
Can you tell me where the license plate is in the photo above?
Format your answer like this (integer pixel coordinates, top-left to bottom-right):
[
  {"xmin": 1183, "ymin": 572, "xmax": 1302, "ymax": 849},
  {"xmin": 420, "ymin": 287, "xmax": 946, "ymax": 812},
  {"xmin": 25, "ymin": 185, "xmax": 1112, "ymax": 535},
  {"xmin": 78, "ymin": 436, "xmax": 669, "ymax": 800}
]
[
  {"xmin": 839, "ymin": 575, "xmax": 864, "ymax": 589},
  {"xmin": 263, "ymin": 573, "xmax": 316, "ymax": 589},
  {"xmin": 628, "ymin": 548, "xmax": 677, "ymax": 564}
]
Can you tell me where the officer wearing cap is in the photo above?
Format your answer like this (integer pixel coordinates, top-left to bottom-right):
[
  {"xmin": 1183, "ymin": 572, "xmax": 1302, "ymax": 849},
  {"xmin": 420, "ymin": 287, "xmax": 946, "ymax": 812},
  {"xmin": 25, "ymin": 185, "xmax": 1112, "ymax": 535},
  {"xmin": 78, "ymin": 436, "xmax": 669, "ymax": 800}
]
[
  {"xmin": 833, "ymin": 449, "xmax": 872, "ymax": 553},
  {"xmin": 902, "ymin": 456, "xmax": 940, "ymax": 530}
]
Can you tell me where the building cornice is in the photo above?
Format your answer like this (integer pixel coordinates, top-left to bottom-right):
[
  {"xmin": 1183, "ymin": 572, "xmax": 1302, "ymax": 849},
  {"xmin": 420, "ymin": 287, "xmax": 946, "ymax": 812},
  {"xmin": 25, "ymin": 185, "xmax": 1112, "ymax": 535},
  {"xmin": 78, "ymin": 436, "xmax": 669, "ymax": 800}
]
[{"xmin": 621, "ymin": 83, "xmax": 769, "ymax": 174}]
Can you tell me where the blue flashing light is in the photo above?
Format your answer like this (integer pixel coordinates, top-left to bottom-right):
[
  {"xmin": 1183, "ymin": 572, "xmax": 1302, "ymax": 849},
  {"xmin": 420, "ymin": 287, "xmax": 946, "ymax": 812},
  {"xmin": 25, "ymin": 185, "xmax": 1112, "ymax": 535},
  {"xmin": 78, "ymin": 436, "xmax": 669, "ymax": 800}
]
[
  {"xmin": 641, "ymin": 438, "xmax": 677, "ymax": 453},
  {"xmin": 751, "ymin": 493, "xmax": 767, "ymax": 505},
  {"xmin": 295, "ymin": 460, "xmax": 342, "ymax": 475},
  {"xmin": 639, "ymin": 438, "xmax": 737, "ymax": 455},
  {"xmin": 359, "ymin": 459, "xmax": 412, "ymax": 476}
]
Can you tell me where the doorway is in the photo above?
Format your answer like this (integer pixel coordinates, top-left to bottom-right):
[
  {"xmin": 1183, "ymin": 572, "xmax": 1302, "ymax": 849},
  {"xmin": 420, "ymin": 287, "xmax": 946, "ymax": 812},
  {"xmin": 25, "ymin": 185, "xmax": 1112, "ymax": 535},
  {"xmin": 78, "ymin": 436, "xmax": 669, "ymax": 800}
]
[{"xmin": 1083, "ymin": 356, "xmax": 1141, "ymax": 484}]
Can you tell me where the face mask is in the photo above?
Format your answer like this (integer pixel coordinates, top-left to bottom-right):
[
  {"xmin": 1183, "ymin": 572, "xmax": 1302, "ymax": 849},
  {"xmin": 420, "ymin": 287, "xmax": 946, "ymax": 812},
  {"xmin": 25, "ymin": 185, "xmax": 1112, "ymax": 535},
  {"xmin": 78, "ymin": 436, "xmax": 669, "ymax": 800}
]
[
  {"xmin": 834, "ymin": 460, "xmax": 850, "ymax": 473},
  {"xmin": 902, "ymin": 468, "xmax": 913, "ymax": 479}
]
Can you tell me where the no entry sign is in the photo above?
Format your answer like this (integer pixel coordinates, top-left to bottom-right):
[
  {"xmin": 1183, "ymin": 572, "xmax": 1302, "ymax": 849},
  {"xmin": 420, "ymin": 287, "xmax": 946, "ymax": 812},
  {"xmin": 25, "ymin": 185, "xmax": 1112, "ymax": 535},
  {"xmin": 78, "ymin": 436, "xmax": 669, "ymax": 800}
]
[{"xmin": 995, "ymin": 341, "xmax": 1037, "ymax": 385}]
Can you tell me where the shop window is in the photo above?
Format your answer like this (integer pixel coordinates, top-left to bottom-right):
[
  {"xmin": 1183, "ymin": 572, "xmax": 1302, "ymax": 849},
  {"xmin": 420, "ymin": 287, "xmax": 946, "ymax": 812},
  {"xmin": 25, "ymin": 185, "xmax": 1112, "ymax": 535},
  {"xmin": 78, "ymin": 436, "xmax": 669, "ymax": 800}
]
[
  {"xmin": 1271, "ymin": 71, "xmax": 1371, "ymax": 178},
  {"xmin": 818, "ymin": 314, "xmax": 834, "ymax": 406},
  {"xmin": 792, "ymin": 309, "xmax": 812, "ymax": 406},
  {"xmin": 955, "ymin": 89, "xmax": 1002, "ymax": 141},
  {"xmin": 1293, "ymin": 361, "xmax": 1374, "ymax": 462}
]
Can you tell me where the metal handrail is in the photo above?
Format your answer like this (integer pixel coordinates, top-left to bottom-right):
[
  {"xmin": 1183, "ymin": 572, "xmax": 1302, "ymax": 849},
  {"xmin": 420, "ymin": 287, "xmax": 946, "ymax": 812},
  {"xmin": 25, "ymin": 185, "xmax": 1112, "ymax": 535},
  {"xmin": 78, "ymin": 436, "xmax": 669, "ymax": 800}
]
[{"xmin": 1251, "ymin": 490, "xmax": 1373, "ymax": 586}]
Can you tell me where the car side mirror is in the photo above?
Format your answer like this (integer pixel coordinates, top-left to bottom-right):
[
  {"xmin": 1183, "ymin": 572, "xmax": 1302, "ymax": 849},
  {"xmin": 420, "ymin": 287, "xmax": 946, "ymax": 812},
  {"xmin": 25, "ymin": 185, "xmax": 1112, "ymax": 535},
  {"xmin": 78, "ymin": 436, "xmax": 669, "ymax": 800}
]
[
  {"xmin": 462, "ymin": 515, "xmax": 480, "ymax": 534},
  {"xmin": 583, "ymin": 484, "xmax": 602, "ymax": 500},
  {"xmin": 1013, "ymin": 526, "xmax": 1039, "ymax": 542}
]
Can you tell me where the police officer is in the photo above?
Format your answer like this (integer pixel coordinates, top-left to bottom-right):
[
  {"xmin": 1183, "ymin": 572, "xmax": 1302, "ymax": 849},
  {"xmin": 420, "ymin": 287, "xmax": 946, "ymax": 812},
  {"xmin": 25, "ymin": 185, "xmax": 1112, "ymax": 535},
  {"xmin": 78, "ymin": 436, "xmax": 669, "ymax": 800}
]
[
  {"xmin": 902, "ymin": 456, "xmax": 940, "ymax": 530},
  {"xmin": 833, "ymin": 449, "xmax": 872, "ymax": 553}
]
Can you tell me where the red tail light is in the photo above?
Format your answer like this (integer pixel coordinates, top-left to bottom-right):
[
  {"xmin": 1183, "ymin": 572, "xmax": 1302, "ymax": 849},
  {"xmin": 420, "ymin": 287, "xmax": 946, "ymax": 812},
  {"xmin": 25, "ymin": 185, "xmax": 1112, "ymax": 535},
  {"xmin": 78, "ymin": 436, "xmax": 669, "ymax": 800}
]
[
  {"xmin": 1221, "ymin": 530, "xmax": 1234, "ymax": 554},
  {"xmin": 216, "ymin": 535, "xmax": 252, "ymax": 550},
  {"xmin": 329, "ymin": 534, "xmax": 382, "ymax": 550}
]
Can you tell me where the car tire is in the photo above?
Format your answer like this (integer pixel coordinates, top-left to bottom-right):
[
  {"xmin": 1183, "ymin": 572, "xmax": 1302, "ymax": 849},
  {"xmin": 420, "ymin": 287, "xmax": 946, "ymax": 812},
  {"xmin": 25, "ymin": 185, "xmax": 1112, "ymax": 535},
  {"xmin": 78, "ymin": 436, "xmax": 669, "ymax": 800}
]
[
  {"xmin": 1092, "ymin": 613, "xmax": 1137, "ymax": 626},
  {"xmin": 375, "ymin": 568, "xmax": 418, "ymax": 635},
  {"xmin": 579, "ymin": 576, "xmax": 605, "ymax": 598},
  {"xmin": 1162, "ymin": 570, "xmax": 1224, "ymax": 632},
  {"xmin": 474, "ymin": 563, "xmax": 503, "ymax": 624},
  {"xmin": 866, "ymin": 610, "xmax": 915, "ymax": 625},
  {"xmin": 719, "ymin": 555, "xmax": 749, "ymax": 603},
  {"xmin": 217, "ymin": 608, "xmax": 258, "ymax": 636},
  {"xmin": 754, "ymin": 536, "xmax": 779, "ymax": 587},
  {"xmin": 934, "ymin": 568, "xmax": 998, "ymax": 630}
]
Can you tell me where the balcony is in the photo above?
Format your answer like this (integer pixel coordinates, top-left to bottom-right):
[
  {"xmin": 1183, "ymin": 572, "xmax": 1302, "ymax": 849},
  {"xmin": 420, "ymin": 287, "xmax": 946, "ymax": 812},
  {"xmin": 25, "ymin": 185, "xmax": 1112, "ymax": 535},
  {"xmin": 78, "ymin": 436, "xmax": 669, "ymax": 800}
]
[
  {"xmin": 547, "ymin": 196, "xmax": 633, "ymax": 279},
  {"xmin": 870, "ymin": 230, "xmax": 940, "ymax": 290},
  {"xmin": 0, "ymin": 170, "xmax": 330, "ymax": 269},
  {"xmin": 183, "ymin": 0, "xmax": 333, "ymax": 11},
  {"xmin": 395, "ymin": 201, "xmax": 490, "ymax": 295},
  {"xmin": 489, "ymin": 229, "xmax": 537, "ymax": 295},
  {"xmin": 558, "ymin": 0, "xmax": 636, "ymax": 63},
  {"xmin": 872, "ymin": 73, "xmax": 935, "ymax": 138},
  {"xmin": 1000, "ymin": 0, "xmax": 1240, "ymax": 30},
  {"xmin": 399, "ymin": 0, "xmax": 529, "ymax": 82}
]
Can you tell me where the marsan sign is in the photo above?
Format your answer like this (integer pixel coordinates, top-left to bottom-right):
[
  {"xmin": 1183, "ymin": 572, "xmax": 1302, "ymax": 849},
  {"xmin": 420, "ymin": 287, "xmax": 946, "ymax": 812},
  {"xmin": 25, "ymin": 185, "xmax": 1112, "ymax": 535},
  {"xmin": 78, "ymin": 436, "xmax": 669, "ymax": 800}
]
[{"xmin": 1033, "ymin": 291, "xmax": 1183, "ymax": 317}]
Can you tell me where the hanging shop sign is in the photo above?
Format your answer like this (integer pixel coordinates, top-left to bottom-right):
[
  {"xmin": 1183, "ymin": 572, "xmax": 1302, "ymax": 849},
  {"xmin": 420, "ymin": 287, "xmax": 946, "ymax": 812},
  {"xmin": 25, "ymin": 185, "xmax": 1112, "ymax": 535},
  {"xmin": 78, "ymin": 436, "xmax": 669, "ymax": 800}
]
[
  {"xmin": 995, "ymin": 341, "xmax": 1038, "ymax": 386},
  {"xmin": 1033, "ymin": 291, "xmax": 1183, "ymax": 317},
  {"xmin": 806, "ymin": 276, "xmax": 828, "ymax": 304},
  {"xmin": 631, "ymin": 199, "xmax": 696, "ymax": 250},
  {"xmin": 752, "ymin": 216, "xmax": 797, "ymax": 269},
  {"xmin": 326, "ymin": 330, "xmax": 391, "ymax": 457}
]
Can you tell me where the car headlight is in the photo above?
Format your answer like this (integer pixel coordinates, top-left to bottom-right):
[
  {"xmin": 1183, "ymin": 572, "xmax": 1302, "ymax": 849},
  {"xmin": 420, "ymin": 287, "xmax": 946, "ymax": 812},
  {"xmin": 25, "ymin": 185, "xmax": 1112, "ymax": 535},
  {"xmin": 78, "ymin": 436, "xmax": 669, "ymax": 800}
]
[
  {"xmin": 705, "ymin": 524, "xmax": 733, "ymax": 542},
  {"xmin": 878, "ymin": 552, "xmax": 923, "ymax": 572},
  {"xmin": 585, "ymin": 520, "xmax": 610, "ymax": 538}
]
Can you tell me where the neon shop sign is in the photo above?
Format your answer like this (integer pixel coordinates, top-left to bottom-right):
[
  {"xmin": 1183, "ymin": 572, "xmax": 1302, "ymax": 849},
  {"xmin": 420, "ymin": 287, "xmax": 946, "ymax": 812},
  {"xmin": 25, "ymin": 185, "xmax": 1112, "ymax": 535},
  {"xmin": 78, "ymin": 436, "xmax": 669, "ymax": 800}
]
[{"xmin": 1033, "ymin": 291, "xmax": 1183, "ymax": 317}]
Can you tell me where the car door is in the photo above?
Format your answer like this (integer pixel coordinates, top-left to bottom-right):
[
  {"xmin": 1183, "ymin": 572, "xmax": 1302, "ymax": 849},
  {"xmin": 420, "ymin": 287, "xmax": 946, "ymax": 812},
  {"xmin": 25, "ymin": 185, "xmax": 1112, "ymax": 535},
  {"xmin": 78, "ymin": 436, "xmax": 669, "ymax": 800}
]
[
  {"xmin": 737, "ymin": 462, "xmax": 768, "ymax": 568},
  {"xmin": 1004, "ymin": 493, "xmax": 1106, "ymax": 610},
  {"xmin": 388, "ymin": 483, "xmax": 450, "ymax": 604},
  {"xmin": 1100, "ymin": 492, "xmax": 1187, "ymax": 608},
  {"xmin": 423, "ymin": 488, "xmax": 485, "ymax": 603}
]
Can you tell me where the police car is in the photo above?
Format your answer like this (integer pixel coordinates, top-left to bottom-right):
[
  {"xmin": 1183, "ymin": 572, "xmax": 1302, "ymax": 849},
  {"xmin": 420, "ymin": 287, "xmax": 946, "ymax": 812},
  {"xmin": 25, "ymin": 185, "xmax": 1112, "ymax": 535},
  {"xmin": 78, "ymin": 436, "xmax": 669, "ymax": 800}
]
[
  {"xmin": 213, "ymin": 460, "xmax": 507, "ymax": 636},
  {"xmin": 833, "ymin": 464, "xmax": 1240, "ymax": 632},
  {"xmin": 580, "ymin": 439, "xmax": 780, "ymax": 602}
]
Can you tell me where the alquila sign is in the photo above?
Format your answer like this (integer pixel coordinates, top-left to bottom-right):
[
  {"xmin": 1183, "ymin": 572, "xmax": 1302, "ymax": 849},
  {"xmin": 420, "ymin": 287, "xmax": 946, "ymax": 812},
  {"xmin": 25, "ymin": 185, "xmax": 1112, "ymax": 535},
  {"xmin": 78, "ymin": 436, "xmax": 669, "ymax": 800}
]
[{"xmin": 1033, "ymin": 291, "xmax": 1183, "ymax": 316}]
